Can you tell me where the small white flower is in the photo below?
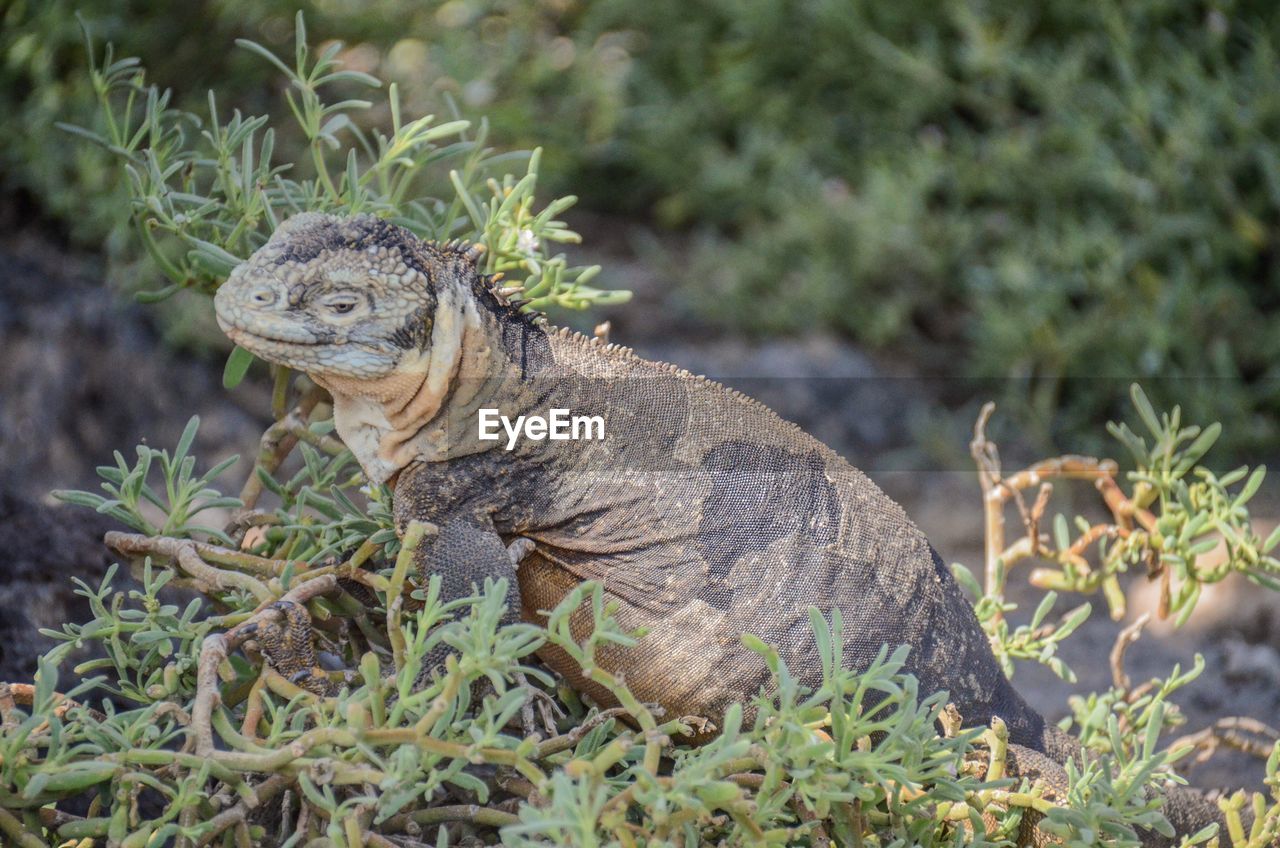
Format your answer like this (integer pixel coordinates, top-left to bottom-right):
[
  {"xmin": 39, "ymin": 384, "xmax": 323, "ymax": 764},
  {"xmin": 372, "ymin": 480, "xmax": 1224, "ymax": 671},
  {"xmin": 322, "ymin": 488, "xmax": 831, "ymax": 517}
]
[{"xmin": 517, "ymin": 228, "xmax": 539, "ymax": 255}]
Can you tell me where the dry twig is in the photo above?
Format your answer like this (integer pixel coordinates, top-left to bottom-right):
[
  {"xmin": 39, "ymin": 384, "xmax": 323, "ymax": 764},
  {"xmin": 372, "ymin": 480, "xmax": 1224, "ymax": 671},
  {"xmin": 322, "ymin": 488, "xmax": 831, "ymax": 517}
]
[
  {"xmin": 1171, "ymin": 717, "xmax": 1280, "ymax": 769},
  {"xmin": 1110, "ymin": 613, "xmax": 1150, "ymax": 691}
]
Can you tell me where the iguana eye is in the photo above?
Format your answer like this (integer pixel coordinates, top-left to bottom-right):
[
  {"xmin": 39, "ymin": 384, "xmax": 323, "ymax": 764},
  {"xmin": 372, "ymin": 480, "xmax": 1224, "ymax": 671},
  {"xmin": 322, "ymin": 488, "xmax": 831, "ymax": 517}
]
[{"xmin": 322, "ymin": 293, "xmax": 363, "ymax": 317}]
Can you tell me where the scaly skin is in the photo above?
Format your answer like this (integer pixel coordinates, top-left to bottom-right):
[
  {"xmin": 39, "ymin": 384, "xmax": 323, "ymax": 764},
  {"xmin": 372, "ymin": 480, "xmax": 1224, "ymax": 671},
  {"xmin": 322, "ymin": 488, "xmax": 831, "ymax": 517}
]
[{"xmin": 215, "ymin": 213, "xmax": 1238, "ymax": 846}]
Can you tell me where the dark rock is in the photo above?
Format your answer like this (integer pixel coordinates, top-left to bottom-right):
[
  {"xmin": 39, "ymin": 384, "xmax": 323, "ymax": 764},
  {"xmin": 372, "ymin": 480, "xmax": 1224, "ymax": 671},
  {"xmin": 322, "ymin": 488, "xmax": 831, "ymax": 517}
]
[
  {"xmin": 0, "ymin": 489, "xmax": 116, "ymax": 683},
  {"xmin": 0, "ymin": 231, "xmax": 267, "ymax": 501}
]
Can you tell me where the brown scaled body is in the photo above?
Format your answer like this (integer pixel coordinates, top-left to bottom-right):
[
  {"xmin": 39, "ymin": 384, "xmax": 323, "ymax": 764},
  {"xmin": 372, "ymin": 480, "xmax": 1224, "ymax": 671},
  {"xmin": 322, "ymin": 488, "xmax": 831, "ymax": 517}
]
[{"xmin": 215, "ymin": 214, "xmax": 1232, "ymax": 847}]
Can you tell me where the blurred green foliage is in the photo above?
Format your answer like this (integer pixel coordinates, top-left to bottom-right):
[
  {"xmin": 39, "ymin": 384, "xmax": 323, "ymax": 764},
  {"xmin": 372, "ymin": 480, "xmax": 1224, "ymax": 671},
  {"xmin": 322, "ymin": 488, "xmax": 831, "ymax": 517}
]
[
  {"xmin": 1, "ymin": 0, "xmax": 275, "ymax": 243},
  {"xmin": 3, "ymin": 0, "xmax": 1279, "ymax": 453}
]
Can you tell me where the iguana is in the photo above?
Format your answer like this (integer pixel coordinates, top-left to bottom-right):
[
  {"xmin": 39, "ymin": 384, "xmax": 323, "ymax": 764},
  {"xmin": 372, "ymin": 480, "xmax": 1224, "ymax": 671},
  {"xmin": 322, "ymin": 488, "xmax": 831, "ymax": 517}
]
[{"xmin": 214, "ymin": 212, "xmax": 1235, "ymax": 845}]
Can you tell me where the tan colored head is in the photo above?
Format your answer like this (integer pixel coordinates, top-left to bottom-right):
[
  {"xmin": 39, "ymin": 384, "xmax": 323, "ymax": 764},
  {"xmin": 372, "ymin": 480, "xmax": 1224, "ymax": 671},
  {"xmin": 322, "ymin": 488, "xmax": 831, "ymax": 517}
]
[{"xmin": 214, "ymin": 213, "xmax": 470, "ymax": 379}]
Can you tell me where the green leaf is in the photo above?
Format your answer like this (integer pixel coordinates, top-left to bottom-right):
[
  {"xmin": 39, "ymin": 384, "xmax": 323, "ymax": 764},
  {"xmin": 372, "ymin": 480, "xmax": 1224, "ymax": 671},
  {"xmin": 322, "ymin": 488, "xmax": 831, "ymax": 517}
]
[
  {"xmin": 1056, "ymin": 604, "xmax": 1091, "ymax": 640},
  {"xmin": 187, "ymin": 237, "xmax": 242, "ymax": 276},
  {"xmin": 174, "ymin": 416, "xmax": 200, "ymax": 468},
  {"xmin": 950, "ymin": 562, "xmax": 981, "ymax": 599},
  {"xmin": 1108, "ymin": 422, "xmax": 1149, "ymax": 466},
  {"xmin": 695, "ymin": 780, "xmax": 743, "ymax": 806},
  {"xmin": 1233, "ymin": 465, "xmax": 1266, "ymax": 510},
  {"xmin": 1053, "ymin": 514, "xmax": 1070, "ymax": 553},
  {"xmin": 134, "ymin": 283, "xmax": 184, "ymax": 304},
  {"xmin": 1031, "ymin": 591, "xmax": 1057, "ymax": 630},
  {"xmin": 222, "ymin": 346, "xmax": 255, "ymax": 389},
  {"xmin": 1173, "ymin": 584, "xmax": 1201, "ymax": 627},
  {"xmin": 52, "ymin": 490, "xmax": 105, "ymax": 508},
  {"xmin": 1262, "ymin": 523, "xmax": 1280, "ymax": 554},
  {"xmin": 23, "ymin": 762, "xmax": 118, "ymax": 798},
  {"xmin": 316, "ymin": 70, "xmax": 382, "ymax": 88},
  {"xmin": 1172, "ymin": 421, "xmax": 1221, "ymax": 477},
  {"xmin": 740, "ymin": 633, "xmax": 771, "ymax": 656},
  {"xmin": 1247, "ymin": 571, "xmax": 1280, "ymax": 592},
  {"xmin": 1129, "ymin": 384, "xmax": 1163, "ymax": 440},
  {"xmin": 235, "ymin": 37, "xmax": 296, "ymax": 80}
]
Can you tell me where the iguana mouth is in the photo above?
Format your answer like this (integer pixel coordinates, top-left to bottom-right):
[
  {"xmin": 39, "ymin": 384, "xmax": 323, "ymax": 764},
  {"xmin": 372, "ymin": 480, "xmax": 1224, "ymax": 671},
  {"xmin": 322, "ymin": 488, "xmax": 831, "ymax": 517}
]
[
  {"xmin": 218, "ymin": 319, "xmax": 325, "ymax": 348},
  {"xmin": 219, "ymin": 320, "xmax": 401, "ymax": 382}
]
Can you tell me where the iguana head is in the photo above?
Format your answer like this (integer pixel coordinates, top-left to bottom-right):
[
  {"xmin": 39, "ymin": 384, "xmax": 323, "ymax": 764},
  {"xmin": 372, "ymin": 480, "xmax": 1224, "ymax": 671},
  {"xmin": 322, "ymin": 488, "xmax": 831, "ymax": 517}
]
[
  {"xmin": 214, "ymin": 212, "xmax": 463, "ymax": 380},
  {"xmin": 215, "ymin": 212, "xmax": 495, "ymax": 483}
]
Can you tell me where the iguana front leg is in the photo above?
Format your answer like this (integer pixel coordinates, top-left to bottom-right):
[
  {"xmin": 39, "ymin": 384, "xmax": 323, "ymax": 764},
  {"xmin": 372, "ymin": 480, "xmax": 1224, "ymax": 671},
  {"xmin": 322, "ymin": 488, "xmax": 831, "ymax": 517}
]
[
  {"xmin": 408, "ymin": 513, "xmax": 523, "ymax": 627},
  {"xmin": 389, "ymin": 453, "xmax": 529, "ymax": 630},
  {"xmin": 405, "ymin": 512, "xmax": 563, "ymax": 735}
]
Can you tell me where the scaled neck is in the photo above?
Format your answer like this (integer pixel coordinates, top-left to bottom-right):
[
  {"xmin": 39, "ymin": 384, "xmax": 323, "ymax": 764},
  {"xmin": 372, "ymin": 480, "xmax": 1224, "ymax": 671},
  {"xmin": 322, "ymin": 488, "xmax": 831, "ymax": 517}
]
[{"xmin": 317, "ymin": 286, "xmax": 539, "ymax": 485}]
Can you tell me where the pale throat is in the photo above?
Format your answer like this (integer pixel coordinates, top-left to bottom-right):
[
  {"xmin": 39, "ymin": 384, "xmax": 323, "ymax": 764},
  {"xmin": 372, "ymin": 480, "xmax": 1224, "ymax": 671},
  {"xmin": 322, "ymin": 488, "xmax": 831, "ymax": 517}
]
[{"xmin": 311, "ymin": 288, "xmax": 493, "ymax": 485}]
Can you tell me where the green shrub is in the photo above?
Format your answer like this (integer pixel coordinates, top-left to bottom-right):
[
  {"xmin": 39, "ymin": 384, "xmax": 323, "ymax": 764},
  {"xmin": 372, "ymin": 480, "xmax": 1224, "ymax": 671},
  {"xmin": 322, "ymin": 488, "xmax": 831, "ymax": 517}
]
[{"xmin": 1, "ymin": 0, "xmax": 292, "ymax": 243}]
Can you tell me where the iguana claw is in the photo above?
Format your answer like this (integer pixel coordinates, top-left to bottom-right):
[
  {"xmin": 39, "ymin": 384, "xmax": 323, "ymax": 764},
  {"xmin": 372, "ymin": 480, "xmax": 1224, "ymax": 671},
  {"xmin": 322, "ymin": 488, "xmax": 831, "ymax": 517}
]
[{"xmin": 250, "ymin": 600, "xmax": 334, "ymax": 696}]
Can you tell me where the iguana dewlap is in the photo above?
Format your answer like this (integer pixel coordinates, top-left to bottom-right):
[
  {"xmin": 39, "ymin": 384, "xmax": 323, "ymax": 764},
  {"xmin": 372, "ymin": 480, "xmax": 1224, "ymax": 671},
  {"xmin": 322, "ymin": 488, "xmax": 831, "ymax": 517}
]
[{"xmin": 214, "ymin": 214, "xmax": 1229, "ymax": 845}]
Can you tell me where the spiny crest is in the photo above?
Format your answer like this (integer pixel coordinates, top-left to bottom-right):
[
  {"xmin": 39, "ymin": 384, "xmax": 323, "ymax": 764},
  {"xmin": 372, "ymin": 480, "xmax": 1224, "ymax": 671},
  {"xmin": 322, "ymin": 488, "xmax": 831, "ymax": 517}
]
[
  {"xmin": 440, "ymin": 237, "xmax": 487, "ymax": 265},
  {"xmin": 469, "ymin": 268, "xmax": 549, "ymax": 327},
  {"xmin": 548, "ymin": 324, "xmax": 793, "ymax": 426}
]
